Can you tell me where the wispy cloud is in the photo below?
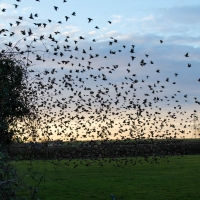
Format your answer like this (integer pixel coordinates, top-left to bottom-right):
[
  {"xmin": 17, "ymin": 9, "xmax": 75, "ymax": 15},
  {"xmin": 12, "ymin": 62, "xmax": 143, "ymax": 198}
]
[
  {"xmin": 112, "ymin": 15, "xmax": 122, "ymax": 23},
  {"xmin": 125, "ymin": 17, "xmax": 136, "ymax": 21},
  {"xmin": 88, "ymin": 31, "xmax": 96, "ymax": 35},
  {"xmin": 142, "ymin": 15, "xmax": 154, "ymax": 21},
  {"xmin": 0, "ymin": 3, "xmax": 12, "ymax": 9},
  {"xmin": 21, "ymin": 6, "xmax": 33, "ymax": 13}
]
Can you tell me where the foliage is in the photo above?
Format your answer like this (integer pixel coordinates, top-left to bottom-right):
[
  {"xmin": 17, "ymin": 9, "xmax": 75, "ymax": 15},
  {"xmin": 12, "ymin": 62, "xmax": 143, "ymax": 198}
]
[
  {"xmin": 0, "ymin": 54, "xmax": 30, "ymax": 145},
  {"xmin": 0, "ymin": 42, "xmax": 45, "ymax": 199}
]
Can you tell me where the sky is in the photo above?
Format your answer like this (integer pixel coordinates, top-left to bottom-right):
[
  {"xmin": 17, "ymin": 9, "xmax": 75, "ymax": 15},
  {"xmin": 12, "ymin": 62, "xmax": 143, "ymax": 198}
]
[{"xmin": 0, "ymin": 0, "xmax": 200, "ymax": 141}]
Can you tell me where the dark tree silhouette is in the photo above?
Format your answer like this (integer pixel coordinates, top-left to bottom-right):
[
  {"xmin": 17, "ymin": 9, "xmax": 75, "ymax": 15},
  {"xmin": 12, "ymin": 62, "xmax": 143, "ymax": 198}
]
[
  {"xmin": 0, "ymin": 47, "xmax": 43, "ymax": 199},
  {"xmin": 0, "ymin": 54, "xmax": 30, "ymax": 145}
]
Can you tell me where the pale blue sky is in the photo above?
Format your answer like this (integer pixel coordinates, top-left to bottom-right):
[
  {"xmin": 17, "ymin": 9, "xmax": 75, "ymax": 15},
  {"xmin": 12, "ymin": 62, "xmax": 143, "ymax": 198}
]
[
  {"xmin": 0, "ymin": 0, "xmax": 200, "ymax": 140},
  {"xmin": 1, "ymin": 0, "xmax": 200, "ymax": 37}
]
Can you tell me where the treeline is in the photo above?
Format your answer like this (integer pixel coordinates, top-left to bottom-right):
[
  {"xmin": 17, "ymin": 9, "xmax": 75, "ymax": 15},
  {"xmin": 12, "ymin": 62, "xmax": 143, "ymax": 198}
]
[{"xmin": 8, "ymin": 139, "xmax": 200, "ymax": 160}]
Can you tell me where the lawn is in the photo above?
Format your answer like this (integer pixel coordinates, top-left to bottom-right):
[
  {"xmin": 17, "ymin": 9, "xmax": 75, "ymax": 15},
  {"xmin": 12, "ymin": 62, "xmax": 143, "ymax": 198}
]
[{"xmin": 13, "ymin": 155, "xmax": 200, "ymax": 200}]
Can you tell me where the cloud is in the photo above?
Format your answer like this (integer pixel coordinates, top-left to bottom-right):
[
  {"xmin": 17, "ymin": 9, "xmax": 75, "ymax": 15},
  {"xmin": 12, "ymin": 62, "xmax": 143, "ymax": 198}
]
[
  {"xmin": 21, "ymin": 6, "xmax": 33, "ymax": 13},
  {"xmin": 64, "ymin": 25, "xmax": 78, "ymax": 29},
  {"xmin": 117, "ymin": 5, "xmax": 200, "ymax": 37},
  {"xmin": 158, "ymin": 5, "xmax": 200, "ymax": 25},
  {"xmin": 142, "ymin": 15, "xmax": 154, "ymax": 21},
  {"xmin": 138, "ymin": 5, "xmax": 200, "ymax": 36},
  {"xmin": 105, "ymin": 30, "xmax": 118, "ymax": 37},
  {"xmin": 0, "ymin": 3, "xmax": 12, "ymax": 9},
  {"xmin": 88, "ymin": 31, "xmax": 96, "ymax": 35},
  {"xmin": 61, "ymin": 29, "xmax": 80, "ymax": 37},
  {"xmin": 112, "ymin": 15, "xmax": 122, "ymax": 23},
  {"xmin": 125, "ymin": 18, "xmax": 136, "ymax": 21}
]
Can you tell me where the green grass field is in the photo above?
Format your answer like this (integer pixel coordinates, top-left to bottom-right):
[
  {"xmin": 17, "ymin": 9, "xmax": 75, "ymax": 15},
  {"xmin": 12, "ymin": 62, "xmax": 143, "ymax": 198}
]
[{"xmin": 13, "ymin": 155, "xmax": 200, "ymax": 200}]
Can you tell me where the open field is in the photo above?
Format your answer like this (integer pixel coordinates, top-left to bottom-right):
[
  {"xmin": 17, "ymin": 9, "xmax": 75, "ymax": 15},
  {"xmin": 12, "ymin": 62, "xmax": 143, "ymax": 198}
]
[{"xmin": 13, "ymin": 155, "xmax": 200, "ymax": 200}]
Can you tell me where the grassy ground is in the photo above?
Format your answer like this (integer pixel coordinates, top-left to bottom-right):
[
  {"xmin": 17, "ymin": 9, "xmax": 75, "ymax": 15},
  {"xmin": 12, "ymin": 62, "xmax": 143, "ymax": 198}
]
[{"xmin": 13, "ymin": 155, "xmax": 200, "ymax": 200}]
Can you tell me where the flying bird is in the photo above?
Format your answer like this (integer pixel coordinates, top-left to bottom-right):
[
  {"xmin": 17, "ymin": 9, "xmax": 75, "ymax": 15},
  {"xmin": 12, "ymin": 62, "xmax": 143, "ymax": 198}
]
[
  {"xmin": 88, "ymin": 18, "xmax": 93, "ymax": 23},
  {"xmin": 65, "ymin": 16, "xmax": 70, "ymax": 21},
  {"xmin": 13, "ymin": 4, "xmax": 18, "ymax": 8},
  {"xmin": 131, "ymin": 56, "xmax": 136, "ymax": 61},
  {"xmin": 29, "ymin": 13, "xmax": 34, "ymax": 19},
  {"xmin": 54, "ymin": 6, "xmax": 59, "ymax": 11}
]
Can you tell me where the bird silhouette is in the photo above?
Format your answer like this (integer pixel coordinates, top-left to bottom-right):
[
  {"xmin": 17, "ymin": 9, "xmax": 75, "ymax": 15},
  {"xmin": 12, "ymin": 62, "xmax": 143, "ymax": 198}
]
[
  {"xmin": 88, "ymin": 18, "xmax": 93, "ymax": 23},
  {"xmin": 13, "ymin": 4, "xmax": 18, "ymax": 9},
  {"xmin": 29, "ymin": 13, "xmax": 34, "ymax": 20},
  {"xmin": 72, "ymin": 12, "xmax": 76, "ymax": 16},
  {"xmin": 65, "ymin": 16, "xmax": 70, "ymax": 21},
  {"xmin": 54, "ymin": 6, "xmax": 59, "ymax": 11}
]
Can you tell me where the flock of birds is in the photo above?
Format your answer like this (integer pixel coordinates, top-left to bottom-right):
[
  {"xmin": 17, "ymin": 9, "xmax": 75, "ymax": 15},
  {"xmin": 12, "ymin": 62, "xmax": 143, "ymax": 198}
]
[{"xmin": 1, "ymin": 0, "xmax": 200, "ymax": 160}]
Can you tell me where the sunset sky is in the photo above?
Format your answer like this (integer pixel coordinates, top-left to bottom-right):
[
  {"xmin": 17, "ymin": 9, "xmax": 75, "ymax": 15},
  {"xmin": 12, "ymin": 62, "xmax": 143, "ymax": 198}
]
[{"xmin": 0, "ymin": 0, "xmax": 200, "ymax": 140}]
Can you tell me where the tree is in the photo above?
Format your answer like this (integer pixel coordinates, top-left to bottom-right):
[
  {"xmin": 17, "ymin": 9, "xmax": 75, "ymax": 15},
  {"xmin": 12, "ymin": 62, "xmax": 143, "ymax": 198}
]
[
  {"xmin": 0, "ymin": 54, "xmax": 31, "ymax": 145},
  {"xmin": 0, "ymin": 38, "xmax": 56, "ymax": 199},
  {"xmin": 0, "ymin": 50, "xmax": 40, "ymax": 199}
]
